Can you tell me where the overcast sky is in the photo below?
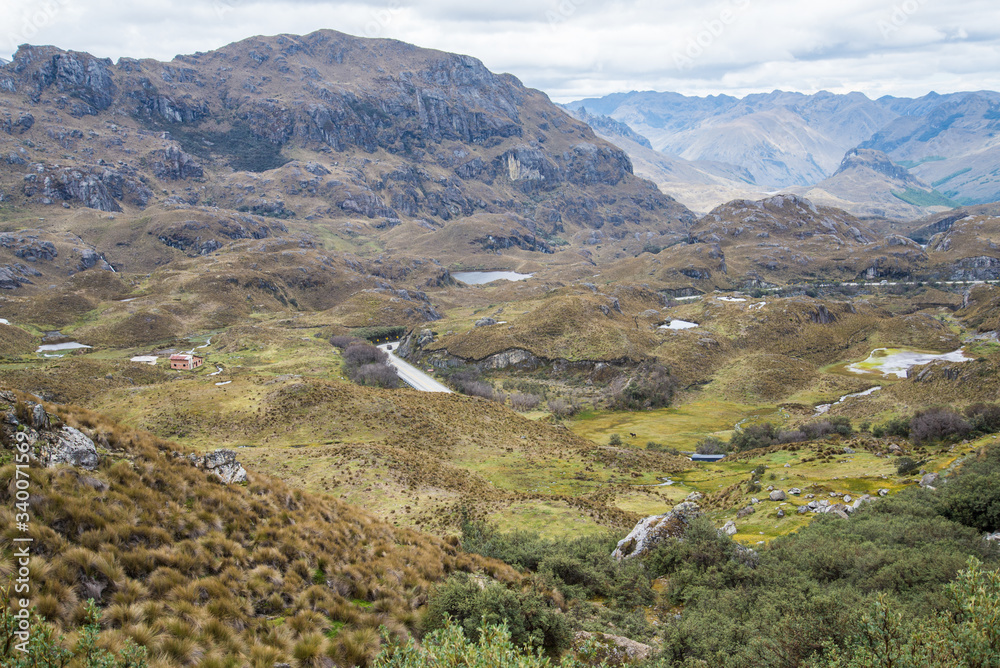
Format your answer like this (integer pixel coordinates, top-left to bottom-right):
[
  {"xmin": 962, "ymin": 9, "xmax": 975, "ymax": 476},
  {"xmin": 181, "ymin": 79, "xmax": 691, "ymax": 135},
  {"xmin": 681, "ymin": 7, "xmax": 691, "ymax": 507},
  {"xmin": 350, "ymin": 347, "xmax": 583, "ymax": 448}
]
[{"xmin": 2, "ymin": 0, "xmax": 998, "ymax": 102}]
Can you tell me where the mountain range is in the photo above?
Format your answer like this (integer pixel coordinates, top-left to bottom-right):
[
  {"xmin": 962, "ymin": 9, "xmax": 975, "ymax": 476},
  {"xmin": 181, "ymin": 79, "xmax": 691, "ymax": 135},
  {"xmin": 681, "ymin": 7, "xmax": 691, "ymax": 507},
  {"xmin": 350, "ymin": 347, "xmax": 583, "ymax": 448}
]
[{"xmin": 565, "ymin": 89, "xmax": 1000, "ymax": 217}]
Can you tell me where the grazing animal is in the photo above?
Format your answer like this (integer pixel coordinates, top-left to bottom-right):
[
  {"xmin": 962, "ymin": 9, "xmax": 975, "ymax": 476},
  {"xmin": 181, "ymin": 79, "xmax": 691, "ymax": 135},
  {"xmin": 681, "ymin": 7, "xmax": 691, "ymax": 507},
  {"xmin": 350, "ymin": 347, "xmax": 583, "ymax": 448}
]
[{"xmin": 629, "ymin": 432, "xmax": 637, "ymax": 438}]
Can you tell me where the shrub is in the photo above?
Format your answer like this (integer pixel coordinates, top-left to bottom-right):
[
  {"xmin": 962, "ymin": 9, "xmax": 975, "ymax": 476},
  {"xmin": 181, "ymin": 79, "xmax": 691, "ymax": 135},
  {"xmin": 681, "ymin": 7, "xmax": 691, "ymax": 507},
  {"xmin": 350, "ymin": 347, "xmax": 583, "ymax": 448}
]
[
  {"xmin": 510, "ymin": 393, "xmax": 541, "ymax": 412},
  {"xmin": 425, "ymin": 575, "xmax": 572, "ymax": 656},
  {"xmin": 373, "ymin": 618, "xmax": 588, "ymax": 667},
  {"xmin": 611, "ymin": 364, "xmax": 677, "ymax": 410},
  {"xmin": 896, "ymin": 457, "xmax": 922, "ymax": 475},
  {"xmin": 964, "ymin": 403, "xmax": 1000, "ymax": 435},
  {"xmin": 460, "ymin": 381, "xmax": 496, "ymax": 400},
  {"xmin": 695, "ymin": 436, "xmax": 727, "ymax": 455},
  {"xmin": 608, "ymin": 433, "xmax": 623, "ymax": 446},
  {"xmin": 646, "ymin": 441, "xmax": 680, "ymax": 455},
  {"xmin": 351, "ymin": 364, "xmax": 400, "ymax": 389},
  {"xmin": 343, "ymin": 343, "xmax": 388, "ymax": 368},
  {"xmin": 730, "ymin": 423, "xmax": 778, "ymax": 452},
  {"xmin": 329, "ymin": 335, "xmax": 364, "ymax": 350},
  {"xmin": 349, "ymin": 326, "xmax": 407, "ymax": 343},
  {"xmin": 801, "ymin": 417, "xmax": 853, "ymax": 440},
  {"xmin": 875, "ymin": 417, "xmax": 911, "ymax": 439},
  {"xmin": 937, "ymin": 445, "xmax": 1000, "ymax": 532},
  {"xmin": 910, "ymin": 407, "xmax": 972, "ymax": 444},
  {"xmin": 547, "ymin": 398, "xmax": 579, "ymax": 418}
]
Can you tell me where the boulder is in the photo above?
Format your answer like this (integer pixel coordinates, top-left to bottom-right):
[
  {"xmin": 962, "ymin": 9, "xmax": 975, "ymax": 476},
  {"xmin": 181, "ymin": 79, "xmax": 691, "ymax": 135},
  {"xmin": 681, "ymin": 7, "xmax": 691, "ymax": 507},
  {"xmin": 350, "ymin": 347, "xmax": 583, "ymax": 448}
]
[
  {"xmin": 986, "ymin": 532, "xmax": 1000, "ymax": 543},
  {"xmin": 685, "ymin": 491, "xmax": 704, "ymax": 502},
  {"xmin": 788, "ymin": 487, "xmax": 802, "ymax": 495},
  {"xmin": 828, "ymin": 504, "xmax": 851, "ymax": 519},
  {"xmin": 30, "ymin": 403, "xmax": 49, "ymax": 430},
  {"xmin": 769, "ymin": 490, "xmax": 787, "ymax": 501},
  {"xmin": 722, "ymin": 520, "xmax": 737, "ymax": 536},
  {"xmin": 612, "ymin": 502, "xmax": 702, "ymax": 560},
  {"xmin": 776, "ymin": 509, "xmax": 785, "ymax": 518},
  {"xmin": 47, "ymin": 426, "xmax": 99, "ymax": 470},
  {"xmin": 878, "ymin": 488, "xmax": 889, "ymax": 497},
  {"xmin": 797, "ymin": 506, "xmax": 809, "ymax": 514},
  {"xmin": 202, "ymin": 449, "xmax": 248, "ymax": 484},
  {"xmin": 573, "ymin": 632, "xmax": 652, "ymax": 664},
  {"xmin": 920, "ymin": 472, "xmax": 939, "ymax": 488},
  {"xmin": 843, "ymin": 495, "xmax": 852, "ymax": 503},
  {"xmin": 474, "ymin": 317, "xmax": 497, "ymax": 327},
  {"xmin": 888, "ymin": 443, "xmax": 902, "ymax": 454},
  {"xmin": 737, "ymin": 505, "xmax": 755, "ymax": 519}
]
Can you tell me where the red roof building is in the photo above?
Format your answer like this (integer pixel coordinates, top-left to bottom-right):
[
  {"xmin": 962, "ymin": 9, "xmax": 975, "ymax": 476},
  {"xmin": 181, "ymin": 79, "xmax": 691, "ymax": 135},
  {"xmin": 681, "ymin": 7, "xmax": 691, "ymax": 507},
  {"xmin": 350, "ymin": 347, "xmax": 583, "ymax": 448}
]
[{"xmin": 169, "ymin": 354, "xmax": 204, "ymax": 371}]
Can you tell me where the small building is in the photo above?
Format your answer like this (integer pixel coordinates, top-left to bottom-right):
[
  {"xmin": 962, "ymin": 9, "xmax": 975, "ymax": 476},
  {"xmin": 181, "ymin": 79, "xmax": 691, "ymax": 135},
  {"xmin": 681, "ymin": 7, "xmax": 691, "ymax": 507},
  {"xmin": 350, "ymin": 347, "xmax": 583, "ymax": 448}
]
[
  {"xmin": 690, "ymin": 454, "xmax": 726, "ymax": 463},
  {"xmin": 170, "ymin": 354, "xmax": 204, "ymax": 371},
  {"xmin": 130, "ymin": 355, "xmax": 158, "ymax": 366}
]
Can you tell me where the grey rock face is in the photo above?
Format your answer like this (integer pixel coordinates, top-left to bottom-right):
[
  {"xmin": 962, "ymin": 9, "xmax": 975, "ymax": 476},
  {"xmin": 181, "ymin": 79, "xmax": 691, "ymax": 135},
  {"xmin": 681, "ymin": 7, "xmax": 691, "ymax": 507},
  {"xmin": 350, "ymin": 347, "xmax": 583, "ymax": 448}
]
[
  {"xmin": 48, "ymin": 426, "xmax": 99, "ymax": 470},
  {"xmin": 30, "ymin": 403, "xmax": 49, "ymax": 430},
  {"xmin": 612, "ymin": 501, "xmax": 702, "ymax": 561},
  {"xmin": 149, "ymin": 146, "xmax": 204, "ymax": 180},
  {"xmin": 22, "ymin": 164, "xmax": 152, "ymax": 212},
  {"xmin": 201, "ymin": 448, "xmax": 248, "ymax": 484},
  {"xmin": 573, "ymin": 632, "xmax": 652, "ymax": 663},
  {"xmin": 722, "ymin": 520, "xmax": 737, "ymax": 535}
]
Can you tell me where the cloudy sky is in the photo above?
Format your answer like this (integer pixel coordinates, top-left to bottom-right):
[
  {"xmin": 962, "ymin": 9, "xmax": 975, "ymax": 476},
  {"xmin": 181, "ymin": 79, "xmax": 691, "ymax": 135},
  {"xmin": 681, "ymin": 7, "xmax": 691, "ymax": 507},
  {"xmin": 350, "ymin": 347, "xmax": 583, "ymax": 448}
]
[{"xmin": 2, "ymin": 0, "xmax": 998, "ymax": 102}]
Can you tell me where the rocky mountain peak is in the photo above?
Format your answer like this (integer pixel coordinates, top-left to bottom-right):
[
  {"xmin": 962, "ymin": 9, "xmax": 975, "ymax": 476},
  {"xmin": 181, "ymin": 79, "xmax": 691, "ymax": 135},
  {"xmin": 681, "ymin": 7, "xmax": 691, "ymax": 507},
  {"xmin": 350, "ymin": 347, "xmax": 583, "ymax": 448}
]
[{"xmin": 833, "ymin": 148, "xmax": 917, "ymax": 184}]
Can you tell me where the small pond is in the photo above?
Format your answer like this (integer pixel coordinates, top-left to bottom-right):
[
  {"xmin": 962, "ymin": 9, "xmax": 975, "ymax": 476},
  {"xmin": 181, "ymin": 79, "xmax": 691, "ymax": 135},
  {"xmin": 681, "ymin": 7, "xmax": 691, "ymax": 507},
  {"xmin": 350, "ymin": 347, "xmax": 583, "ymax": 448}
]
[
  {"xmin": 453, "ymin": 271, "xmax": 534, "ymax": 285},
  {"xmin": 37, "ymin": 342, "xmax": 92, "ymax": 353},
  {"xmin": 660, "ymin": 319, "xmax": 699, "ymax": 330},
  {"xmin": 848, "ymin": 348, "xmax": 969, "ymax": 379}
]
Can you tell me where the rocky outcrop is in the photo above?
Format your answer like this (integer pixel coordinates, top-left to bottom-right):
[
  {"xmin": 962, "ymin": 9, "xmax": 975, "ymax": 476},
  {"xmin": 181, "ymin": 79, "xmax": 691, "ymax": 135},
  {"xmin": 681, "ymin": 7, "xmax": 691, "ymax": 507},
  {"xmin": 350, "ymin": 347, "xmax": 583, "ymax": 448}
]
[
  {"xmin": 45, "ymin": 426, "xmax": 100, "ymax": 470},
  {"xmin": 154, "ymin": 215, "xmax": 283, "ymax": 255},
  {"xmin": 21, "ymin": 163, "xmax": 152, "ymax": 211},
  {"xmin": 479, "ymin": 348, "xmax": 540, "ymax": 371},
  {"xmin": 9, "ymin": 45, "xmax": 117, "ymax": 116},
  {"xmin": 0, "ymin": 263, "xmax": 41, "ymax": 289},
  {"xmin": 202, "ymin": 449, "xmax": 248, "ymax": 484},
  {"xmin": 612, "ymin": 501, "xmax": 702, "ymax": 560},
  {"xmin": 0, "ymin": 233, "xmax": 58, "ymax": 261},
  {"xmin": 950, "ymin": 256, "xmax": 1000, "ymax": 281},
  {"xmin": 573, "ymin": 632, "xmax": 652, "ymax": 665},
  {"xmin": 148, "ymin": 146, "xmax": 204, "ymax": 180},
  {"xmin": 185, "ymin": 448, "xmax": 248, "ymax": 484}
]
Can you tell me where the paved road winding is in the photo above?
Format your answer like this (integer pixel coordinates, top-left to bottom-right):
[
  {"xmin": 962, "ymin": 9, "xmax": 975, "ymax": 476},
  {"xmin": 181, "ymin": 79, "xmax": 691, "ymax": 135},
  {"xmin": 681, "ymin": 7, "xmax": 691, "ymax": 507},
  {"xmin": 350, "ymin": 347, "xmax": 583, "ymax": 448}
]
[{"xmin": 378, "ymin": 344, "xmax": 452, "ymax": 393}]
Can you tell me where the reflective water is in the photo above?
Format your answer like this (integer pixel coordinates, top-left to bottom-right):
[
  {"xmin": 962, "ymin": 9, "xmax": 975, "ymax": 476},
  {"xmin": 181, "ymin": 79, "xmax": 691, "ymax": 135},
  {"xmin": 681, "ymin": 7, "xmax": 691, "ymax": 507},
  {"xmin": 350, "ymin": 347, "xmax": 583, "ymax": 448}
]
[
  {"xmin": 453, "ymin": 271, "xmax": 533, "ymax": 284},
  {"xmin": 660, "ymin": 319, "xmax": 699, "ymax": 330},
  {"xmin": 37, "ymin": 342, "xmax": 91, "ymax": 353},
  {"xmin": 848, "ymin": 348, "xmax": 969, "ymax": 379}
]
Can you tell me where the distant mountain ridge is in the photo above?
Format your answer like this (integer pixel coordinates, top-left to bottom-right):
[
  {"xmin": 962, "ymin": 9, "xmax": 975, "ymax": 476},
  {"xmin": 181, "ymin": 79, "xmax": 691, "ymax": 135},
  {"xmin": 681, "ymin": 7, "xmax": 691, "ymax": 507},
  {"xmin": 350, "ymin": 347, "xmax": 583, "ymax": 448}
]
[{"xmin": 564, "ymin": 88, "xmax": 1000, "ymax": 216}]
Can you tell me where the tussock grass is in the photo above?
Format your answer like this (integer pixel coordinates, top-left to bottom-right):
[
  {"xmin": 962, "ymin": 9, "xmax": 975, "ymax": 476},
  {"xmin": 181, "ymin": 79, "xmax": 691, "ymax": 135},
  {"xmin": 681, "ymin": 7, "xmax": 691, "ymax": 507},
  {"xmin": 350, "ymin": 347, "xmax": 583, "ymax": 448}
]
[{"xmin": 0, "ymin": 395, "xmax": 518, "ymax": 664}]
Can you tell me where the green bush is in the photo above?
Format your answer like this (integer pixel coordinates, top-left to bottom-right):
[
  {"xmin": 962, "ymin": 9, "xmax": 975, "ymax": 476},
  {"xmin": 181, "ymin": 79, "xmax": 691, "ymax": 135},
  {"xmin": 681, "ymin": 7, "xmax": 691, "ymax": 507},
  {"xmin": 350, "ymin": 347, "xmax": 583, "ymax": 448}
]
[
  {"xmin": 611, "ymin": 364, "xmax": 677, "ymax": 410},
  {"xmin": 373, "ymin": 618, "xmax": 591, "ymax": 667},
  {"xmin": 695, "ymin": 436, "xmax": 728, "ymax": 455},
  {"xmin": 425, "ymin": 574, "xmax": 572, "ymax": 656},
  {"xmin": 729, "ymin": 423, "xmax": 778, "ymax": 452}
]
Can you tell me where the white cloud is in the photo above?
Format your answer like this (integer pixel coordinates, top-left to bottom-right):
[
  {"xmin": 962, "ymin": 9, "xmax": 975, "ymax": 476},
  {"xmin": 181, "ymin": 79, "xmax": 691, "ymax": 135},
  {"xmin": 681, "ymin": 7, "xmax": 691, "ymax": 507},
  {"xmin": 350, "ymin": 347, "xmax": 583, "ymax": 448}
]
[{"xmin": 1, "ymin": 0, "xmax": 998, "ymax": 101}]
